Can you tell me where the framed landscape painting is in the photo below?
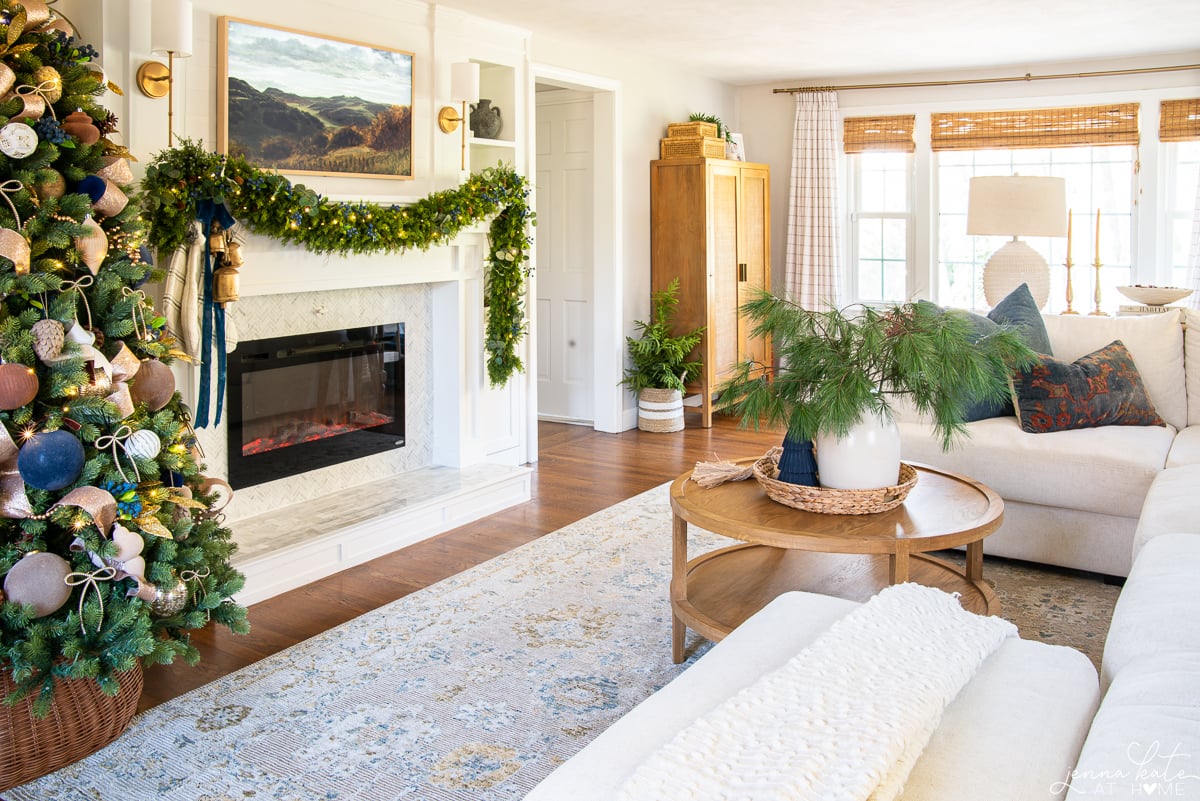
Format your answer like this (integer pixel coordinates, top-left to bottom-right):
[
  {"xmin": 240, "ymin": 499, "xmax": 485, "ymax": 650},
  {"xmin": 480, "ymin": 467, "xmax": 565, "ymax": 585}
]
[{"xmin": 218, "ymin": 18, "xmax": 414, "ymax": 179}]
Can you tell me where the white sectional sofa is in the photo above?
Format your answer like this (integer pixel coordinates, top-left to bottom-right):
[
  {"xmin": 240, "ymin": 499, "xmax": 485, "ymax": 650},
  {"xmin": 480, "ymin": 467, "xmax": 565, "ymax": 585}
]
[
  {"xmin": 528, "ymin": 499, "xmax": 1200, "ymax": 800},
  {"xmin": 897, "ymin": 308, "xmax": 1200, "ymax": 578},
  {"xmin": 527, "ymin": 307, "xmax": 1200, "ymax": 800}
]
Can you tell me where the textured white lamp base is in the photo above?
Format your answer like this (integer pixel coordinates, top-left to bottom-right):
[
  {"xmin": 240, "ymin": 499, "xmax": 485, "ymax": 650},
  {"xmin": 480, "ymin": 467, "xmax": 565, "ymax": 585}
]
[{"xmin": 982, "ymin": 238, "xmax": 1050, "ymax": 309}]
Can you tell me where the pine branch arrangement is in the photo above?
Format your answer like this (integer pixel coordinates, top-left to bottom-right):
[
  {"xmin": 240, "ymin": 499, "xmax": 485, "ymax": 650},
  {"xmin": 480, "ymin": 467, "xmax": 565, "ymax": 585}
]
[
  {"xmin": 716, "ymin": 291, "xmax": 1038, "ymax": 450},
  {"xmin": 621, "ymin": 278, "xmax": 704, "ymax": 394}
]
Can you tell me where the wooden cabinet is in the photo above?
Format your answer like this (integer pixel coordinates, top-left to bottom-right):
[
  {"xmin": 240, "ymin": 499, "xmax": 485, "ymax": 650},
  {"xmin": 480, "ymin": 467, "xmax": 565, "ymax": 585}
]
[{"xmin": 650, "ymin": 158, "xmax": 771, "ymax": 427}]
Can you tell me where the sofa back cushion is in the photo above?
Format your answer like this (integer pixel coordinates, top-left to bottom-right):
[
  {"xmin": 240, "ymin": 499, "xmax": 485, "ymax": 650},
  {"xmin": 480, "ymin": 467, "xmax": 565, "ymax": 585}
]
[
  {"xmin": 1186, "ymin": 308, "xmax": 1200, "ymax": 427},
  {"xmin": 1041, "ymin": 312, "xmax": 1186, "ymax": 430}
]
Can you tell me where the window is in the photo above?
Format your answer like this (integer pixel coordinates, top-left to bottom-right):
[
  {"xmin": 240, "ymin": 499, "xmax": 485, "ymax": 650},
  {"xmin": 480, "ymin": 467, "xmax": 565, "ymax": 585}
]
[
  {"xmin": 931, "ymin": 104, "xmax": 1139, "ymax": 312},
  {"xmin": 937, "ymin": 146, "xmax": 1137, "ymax": 311},
  {"xmin": 1167, "ymin": 141, "xmax": 1200, "ymax": 289},
  {"xmin": 849, "ymin": 152, "xmax": 913, "ymax": 303},
  {"xmin": 843, "ymin": 115, "xmax": 915, "ymax": 303}
]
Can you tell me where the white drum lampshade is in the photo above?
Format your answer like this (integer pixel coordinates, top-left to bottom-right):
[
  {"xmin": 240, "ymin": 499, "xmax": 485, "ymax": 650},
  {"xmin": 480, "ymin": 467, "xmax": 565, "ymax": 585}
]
[
  {"xmin": 967, "ymin": 176, "xmax": 1067, "ymax": 309},
  {"xmin": 450, "ymin": 62, "xmax": 480, "ymax": 104}
]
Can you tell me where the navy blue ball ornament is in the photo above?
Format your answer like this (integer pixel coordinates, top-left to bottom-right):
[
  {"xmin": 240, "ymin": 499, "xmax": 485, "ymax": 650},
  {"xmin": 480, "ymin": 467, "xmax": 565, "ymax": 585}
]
[
  {"xmin": 77, "ymin": 174, "xmax": 106, "ymax": 203},
  {"xmin": 18, "ymin": 430, "xmax": 85, "ymax": 491}
]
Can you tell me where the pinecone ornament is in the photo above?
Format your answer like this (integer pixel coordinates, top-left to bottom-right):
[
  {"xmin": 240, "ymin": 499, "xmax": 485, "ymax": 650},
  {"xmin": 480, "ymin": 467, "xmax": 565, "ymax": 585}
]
[{"xmin": 31, "ymin": 318, "xmax": 65, "ymax": 362}]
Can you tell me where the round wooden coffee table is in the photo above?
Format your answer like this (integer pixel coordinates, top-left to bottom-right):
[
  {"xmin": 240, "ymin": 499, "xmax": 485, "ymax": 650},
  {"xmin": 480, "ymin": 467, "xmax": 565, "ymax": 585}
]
[{"xmin": 669, "ymin": 460, "xmax": 1003, "ymax": 662}]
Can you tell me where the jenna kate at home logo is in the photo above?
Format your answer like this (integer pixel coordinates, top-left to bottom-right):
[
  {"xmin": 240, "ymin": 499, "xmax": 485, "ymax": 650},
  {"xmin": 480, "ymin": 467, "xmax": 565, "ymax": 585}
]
[{"xmin": 1052, "ymin": 742, "xmax": 1200, "ymax": 796}]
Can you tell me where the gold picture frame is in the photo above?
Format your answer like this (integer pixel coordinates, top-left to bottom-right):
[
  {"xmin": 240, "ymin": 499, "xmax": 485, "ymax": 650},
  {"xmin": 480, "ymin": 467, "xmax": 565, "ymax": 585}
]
[{"xmin": 217, "ymin": 17, "xmax": 414, "ymax": 180}]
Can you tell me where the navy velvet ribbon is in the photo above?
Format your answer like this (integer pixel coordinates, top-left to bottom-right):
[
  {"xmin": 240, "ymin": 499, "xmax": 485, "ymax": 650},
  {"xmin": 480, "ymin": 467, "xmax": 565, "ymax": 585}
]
[{"xmin": 194, "ymin": 200, "xmax": 236, "ymax": 428}]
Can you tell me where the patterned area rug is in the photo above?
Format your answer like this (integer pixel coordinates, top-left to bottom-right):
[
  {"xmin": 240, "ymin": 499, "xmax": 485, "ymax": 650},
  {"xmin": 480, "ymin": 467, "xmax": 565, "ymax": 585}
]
[{"xmin": 7, "ymin": 484, "xmax": 1119, "ymax": 800}]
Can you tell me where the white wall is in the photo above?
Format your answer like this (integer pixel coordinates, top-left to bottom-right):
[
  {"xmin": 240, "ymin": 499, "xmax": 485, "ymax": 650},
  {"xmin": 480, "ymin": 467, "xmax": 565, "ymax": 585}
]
[{"xmin": 734, "ymin": 51, "xmax": 1200, "ymax": 300}]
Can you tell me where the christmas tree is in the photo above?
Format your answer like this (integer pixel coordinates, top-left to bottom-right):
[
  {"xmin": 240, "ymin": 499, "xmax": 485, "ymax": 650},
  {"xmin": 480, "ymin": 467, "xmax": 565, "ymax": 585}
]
[{"xmin": 0, "ymin": 0, "xmax": 247, "ymax": 720}]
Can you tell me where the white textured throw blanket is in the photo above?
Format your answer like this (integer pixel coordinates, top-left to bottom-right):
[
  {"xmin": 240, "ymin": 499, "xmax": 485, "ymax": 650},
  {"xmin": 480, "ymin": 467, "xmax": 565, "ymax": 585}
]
[{"xmin": 619, "ymin": 584, "xmax": 1017, "ymax": 801}]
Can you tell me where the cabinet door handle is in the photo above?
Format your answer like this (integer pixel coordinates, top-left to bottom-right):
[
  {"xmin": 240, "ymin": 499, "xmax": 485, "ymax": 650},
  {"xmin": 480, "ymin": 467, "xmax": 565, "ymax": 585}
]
[{"xmin": 738, "ymin": 263, "xmax": 747, "ymax": 282}]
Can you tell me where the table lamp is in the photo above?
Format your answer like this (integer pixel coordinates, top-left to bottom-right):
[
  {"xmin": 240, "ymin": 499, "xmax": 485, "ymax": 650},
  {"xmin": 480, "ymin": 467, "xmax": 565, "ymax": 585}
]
[{"xmin": 967, "ymin": 175, "xmax": 1067, "ymax": 309}]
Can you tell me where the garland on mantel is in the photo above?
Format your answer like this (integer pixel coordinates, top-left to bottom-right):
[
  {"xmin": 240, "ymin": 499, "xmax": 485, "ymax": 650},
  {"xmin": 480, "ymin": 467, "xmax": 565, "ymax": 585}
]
[{"xmin": 140, "ymin": 139, "xmax": 535, "ymax": 386}]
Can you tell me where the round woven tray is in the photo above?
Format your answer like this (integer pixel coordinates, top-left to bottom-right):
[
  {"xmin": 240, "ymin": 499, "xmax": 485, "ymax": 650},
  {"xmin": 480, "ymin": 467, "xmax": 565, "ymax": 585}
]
[{"xmin": 752, "ymin": 449, "xmax": 918, "ymax": 515}]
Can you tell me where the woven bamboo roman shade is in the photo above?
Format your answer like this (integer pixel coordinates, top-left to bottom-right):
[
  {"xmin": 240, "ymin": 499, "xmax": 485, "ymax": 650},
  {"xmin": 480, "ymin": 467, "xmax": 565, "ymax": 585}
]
[
  {"xmin": 1160, "ymin": 99, "xmax": 1200, "ymax": 142},
  {"xmin": 843, "ymin": 115, "xmax": 916, "ymax": 153},
  {"xmin": 930, "ymin": 103, "xmax": 1140, "ymax": 151}
]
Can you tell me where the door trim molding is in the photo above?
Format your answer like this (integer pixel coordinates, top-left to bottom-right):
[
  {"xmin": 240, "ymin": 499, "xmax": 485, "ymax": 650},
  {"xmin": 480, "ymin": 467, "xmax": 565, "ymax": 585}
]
[{"xmin": 530, "ymin": 63, "xmax": 623, "ymax": 435}]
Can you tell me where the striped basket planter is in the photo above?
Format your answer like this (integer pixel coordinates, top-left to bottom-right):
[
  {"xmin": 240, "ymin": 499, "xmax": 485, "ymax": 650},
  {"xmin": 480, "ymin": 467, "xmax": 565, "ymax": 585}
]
[{"xmin": 637, "ymin": 387, "xmax": 684, "ymax": 432}]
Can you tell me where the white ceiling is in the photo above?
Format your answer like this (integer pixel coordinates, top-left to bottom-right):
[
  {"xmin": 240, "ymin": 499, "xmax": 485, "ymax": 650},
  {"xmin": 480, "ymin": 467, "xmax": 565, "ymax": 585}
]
[{"xmin": 440, "ymin": 0, "xmax": 1200, "ymax": 85}]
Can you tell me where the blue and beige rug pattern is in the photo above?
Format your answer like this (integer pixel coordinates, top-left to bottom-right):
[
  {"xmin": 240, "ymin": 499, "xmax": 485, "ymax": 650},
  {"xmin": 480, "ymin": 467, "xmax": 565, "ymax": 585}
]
[{"xmin": 8, "ymin": 483, "xmax": 1118, "ymax": 800}]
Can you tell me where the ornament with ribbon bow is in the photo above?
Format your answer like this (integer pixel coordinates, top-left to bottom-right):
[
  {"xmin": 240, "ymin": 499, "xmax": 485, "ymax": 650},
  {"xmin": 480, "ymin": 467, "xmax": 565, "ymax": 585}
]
[
  {"xmin": 4, "ymin": 79, "xmax": 56, "ymax": 123},
  {"xmin": 63, "ymin": 565, "xmax": 116, "ymax": 634},
  {"xmin": 95, "ymin": 424, "xmax": 139, "ymax": 483},
  {"xmin": 70, "ymin": 521, "xmax": 157, "ymax": 604},
  {"xmin": 0, "ymin": 179, "xmax": 30, "ymax": 274}
]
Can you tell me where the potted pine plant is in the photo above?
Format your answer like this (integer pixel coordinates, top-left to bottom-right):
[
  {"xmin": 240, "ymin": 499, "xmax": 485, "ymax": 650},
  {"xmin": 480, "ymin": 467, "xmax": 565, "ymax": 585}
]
[
  {"xmin": 716, "ymin": 291, "xmax": 1037, "ymax": 488},
  {"xmin": 622, "ymin": 279, "xmax": 704, "ymax": 432}
]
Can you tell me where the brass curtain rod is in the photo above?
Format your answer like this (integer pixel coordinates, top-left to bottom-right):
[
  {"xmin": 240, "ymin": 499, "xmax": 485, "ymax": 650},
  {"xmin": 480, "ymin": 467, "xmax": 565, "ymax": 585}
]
[{"xmin": 773, "ymin": 63, "xmax": 1200, "ymax": 94}]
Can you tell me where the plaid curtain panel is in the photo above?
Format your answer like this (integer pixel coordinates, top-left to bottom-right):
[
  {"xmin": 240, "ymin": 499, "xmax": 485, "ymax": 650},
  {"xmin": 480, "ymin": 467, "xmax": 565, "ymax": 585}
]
[{"xmin": 786, "ymin": 91, "xmax": 842, "ymax": 310}]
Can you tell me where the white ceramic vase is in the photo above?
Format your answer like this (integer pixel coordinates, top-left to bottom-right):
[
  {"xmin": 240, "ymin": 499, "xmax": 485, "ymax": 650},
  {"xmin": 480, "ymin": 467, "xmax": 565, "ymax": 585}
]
[{"xmin": 813, "ymin": 408, "xmax": 902, "ymax": 490}]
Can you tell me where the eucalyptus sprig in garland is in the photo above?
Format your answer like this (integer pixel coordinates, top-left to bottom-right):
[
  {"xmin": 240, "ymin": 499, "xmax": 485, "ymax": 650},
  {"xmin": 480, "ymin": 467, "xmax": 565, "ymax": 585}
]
[{"xmin": 140, "ymin": 140, "xmax": 535, "ymax": 386}]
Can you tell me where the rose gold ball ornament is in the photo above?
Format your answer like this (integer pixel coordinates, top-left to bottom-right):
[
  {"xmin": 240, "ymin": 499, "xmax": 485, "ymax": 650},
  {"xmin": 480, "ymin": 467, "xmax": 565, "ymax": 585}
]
[
  {"xmin": 150, "ymin": 576, "xmax": 188, "ymax": 617},
  {"xmin": 0, "ymin": 363, "xmax": 38, "ymax": 409},
  {"xmin": 124, "ymin": 429, "xmax": 161, "ymax": 460},
  {"xmin": 33, "ymin": 168, "xmax": 66, "ymax": 201},
  {"xmin": 31, "ymin": 66, "xmax": 62, "ymax": 104},
  {"xmin": 3, "ymin": 551, "xmax": 72, "ymax": 618},
  {"xmin": 31, "ymin": 318, "xmax": 65, "ymax": 363},
  {"xmin": 130, "ymin": 359, "xmax": 175, "ymax": 411},
  {"xmin": 61, "ymin": 110, "xmax": 100, "ymax": 146},
  {"xmin": 0, "ymin": 227, "xmax": 30, "ymax": 275},
  {"xmin": 0, "ymin": 63, "xmax": 13, "ymax": 96}
]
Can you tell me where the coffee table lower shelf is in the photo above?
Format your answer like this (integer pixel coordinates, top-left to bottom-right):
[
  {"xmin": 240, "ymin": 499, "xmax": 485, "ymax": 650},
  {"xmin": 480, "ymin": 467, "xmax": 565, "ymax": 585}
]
[{"xmin": 671, "ymin": 544, "xmax": 1000, "ymax": 651}]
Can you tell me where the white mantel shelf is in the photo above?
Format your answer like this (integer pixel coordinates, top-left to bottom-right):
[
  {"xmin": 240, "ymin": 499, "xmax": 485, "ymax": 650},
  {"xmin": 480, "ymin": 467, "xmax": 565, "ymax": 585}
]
[{"xmin": 231, "ymin": 463, "xmax": 532, "ymax": 606}]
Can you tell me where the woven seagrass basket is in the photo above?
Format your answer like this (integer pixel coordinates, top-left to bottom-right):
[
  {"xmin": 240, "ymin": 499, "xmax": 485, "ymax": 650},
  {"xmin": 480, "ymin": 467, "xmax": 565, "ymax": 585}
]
[
  {"xmin": 752, "ymin": 448, "xmax": 918, "ymax": 515},
  {"xmin": 637, "ymin": 387, "xmax": 684, "ymax": 432},
  {"xmin": 0, "ymin": 664, "xmax": 143, "ymax": 791}
]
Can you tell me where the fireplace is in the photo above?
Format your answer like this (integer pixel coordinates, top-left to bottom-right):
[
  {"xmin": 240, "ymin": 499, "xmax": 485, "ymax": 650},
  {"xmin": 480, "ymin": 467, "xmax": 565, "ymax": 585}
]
[{"xmin": 226, "ymin": 323, "xmax": 405, "ymax": 489}]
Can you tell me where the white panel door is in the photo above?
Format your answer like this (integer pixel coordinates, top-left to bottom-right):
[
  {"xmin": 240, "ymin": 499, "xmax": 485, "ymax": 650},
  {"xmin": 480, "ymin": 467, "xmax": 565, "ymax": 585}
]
[{"xmin": 535, "ymin": 93, "xmax": 594, "ymax": 423}]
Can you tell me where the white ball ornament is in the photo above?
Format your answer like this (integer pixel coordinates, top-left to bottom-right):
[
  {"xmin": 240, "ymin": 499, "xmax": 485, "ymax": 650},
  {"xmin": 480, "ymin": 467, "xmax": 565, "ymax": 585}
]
[
  {"xmin": 3, "ymin": 551, "xmax": 72, "ymax": 617},
  {"xmin": 0, "ymin": 122, "xmax": 38, "ymax": 159},
  {"xmin": 125, "ymin": 429, "xmax": 161, "ymax": 460}
]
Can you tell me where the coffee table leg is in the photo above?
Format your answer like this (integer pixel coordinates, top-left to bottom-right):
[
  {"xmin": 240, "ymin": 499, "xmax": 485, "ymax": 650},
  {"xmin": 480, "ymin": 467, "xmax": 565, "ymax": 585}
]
[
  {"xmin": 890, "ymin": 542, "xmax": 911, "ymax": 584},
  {"xmin": 670, "ymin": 513, "xmax": 687, "ymax": 663},
  {"xmin": 965, "ymin": 539, "xmax": 984, "ymax": 582}
]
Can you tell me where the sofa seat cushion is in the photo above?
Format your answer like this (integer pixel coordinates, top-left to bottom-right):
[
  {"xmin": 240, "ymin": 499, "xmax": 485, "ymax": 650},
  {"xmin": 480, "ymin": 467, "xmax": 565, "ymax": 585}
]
[
  {"xmin": 1066, "ymin": 652, "xmax": 1200, "ymax": 801},
  {"xmin": 1167, "ymin": 425, "xmax": 1200, "ymax": 468},
  {"xmin": 1103, "ymin": 533, "xmax": 1200, "ymax": 689},
  {"xmin": 1133, "ymin": 468, "xmax": 1200, "ymax": 558},
  {"xmin": 897, "ymin": 416, "xmax": 1173, "ymax": 519},
  {"xmin": 527, "ymin": 590, "xmax": 1099, "ymax": 801},
  {"xmin": 1042, "ymin": 311, "xmax": 1186, "ymax": 430}
]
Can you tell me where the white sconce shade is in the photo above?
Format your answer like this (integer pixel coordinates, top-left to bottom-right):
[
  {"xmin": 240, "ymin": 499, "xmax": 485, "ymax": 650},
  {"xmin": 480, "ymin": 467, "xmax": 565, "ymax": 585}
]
[
  {"xmin": 151, "ymin": 0, "xmax": 194, "ymax": 58},
  {"xmin": 451, "ymin": 62, "xmax": 480, "ymax": 104}
]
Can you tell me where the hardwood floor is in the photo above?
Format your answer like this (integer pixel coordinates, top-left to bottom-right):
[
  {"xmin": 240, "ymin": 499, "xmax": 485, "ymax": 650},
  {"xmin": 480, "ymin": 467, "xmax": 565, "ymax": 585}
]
[{"xmin": 137, "ymin": 415, "xmax": 785, "ymax": 712}]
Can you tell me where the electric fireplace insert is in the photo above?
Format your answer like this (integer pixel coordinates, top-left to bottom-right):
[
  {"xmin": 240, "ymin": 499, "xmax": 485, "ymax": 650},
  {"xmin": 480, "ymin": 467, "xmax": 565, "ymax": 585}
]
[{"xmin": 226, "ymin": 323, "xmax": 405, "ymax": 488}]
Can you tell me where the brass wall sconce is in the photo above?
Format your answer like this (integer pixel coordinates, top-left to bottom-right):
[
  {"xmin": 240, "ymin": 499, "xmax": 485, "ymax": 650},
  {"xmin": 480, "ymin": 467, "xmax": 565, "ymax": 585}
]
[
  {"xmin": 438, "ymin": 62, "xmax": 480, "ymax": 170},
  {"xmin": 136, "ymin": 0, "xmax": 194, "ymax": 147}
]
